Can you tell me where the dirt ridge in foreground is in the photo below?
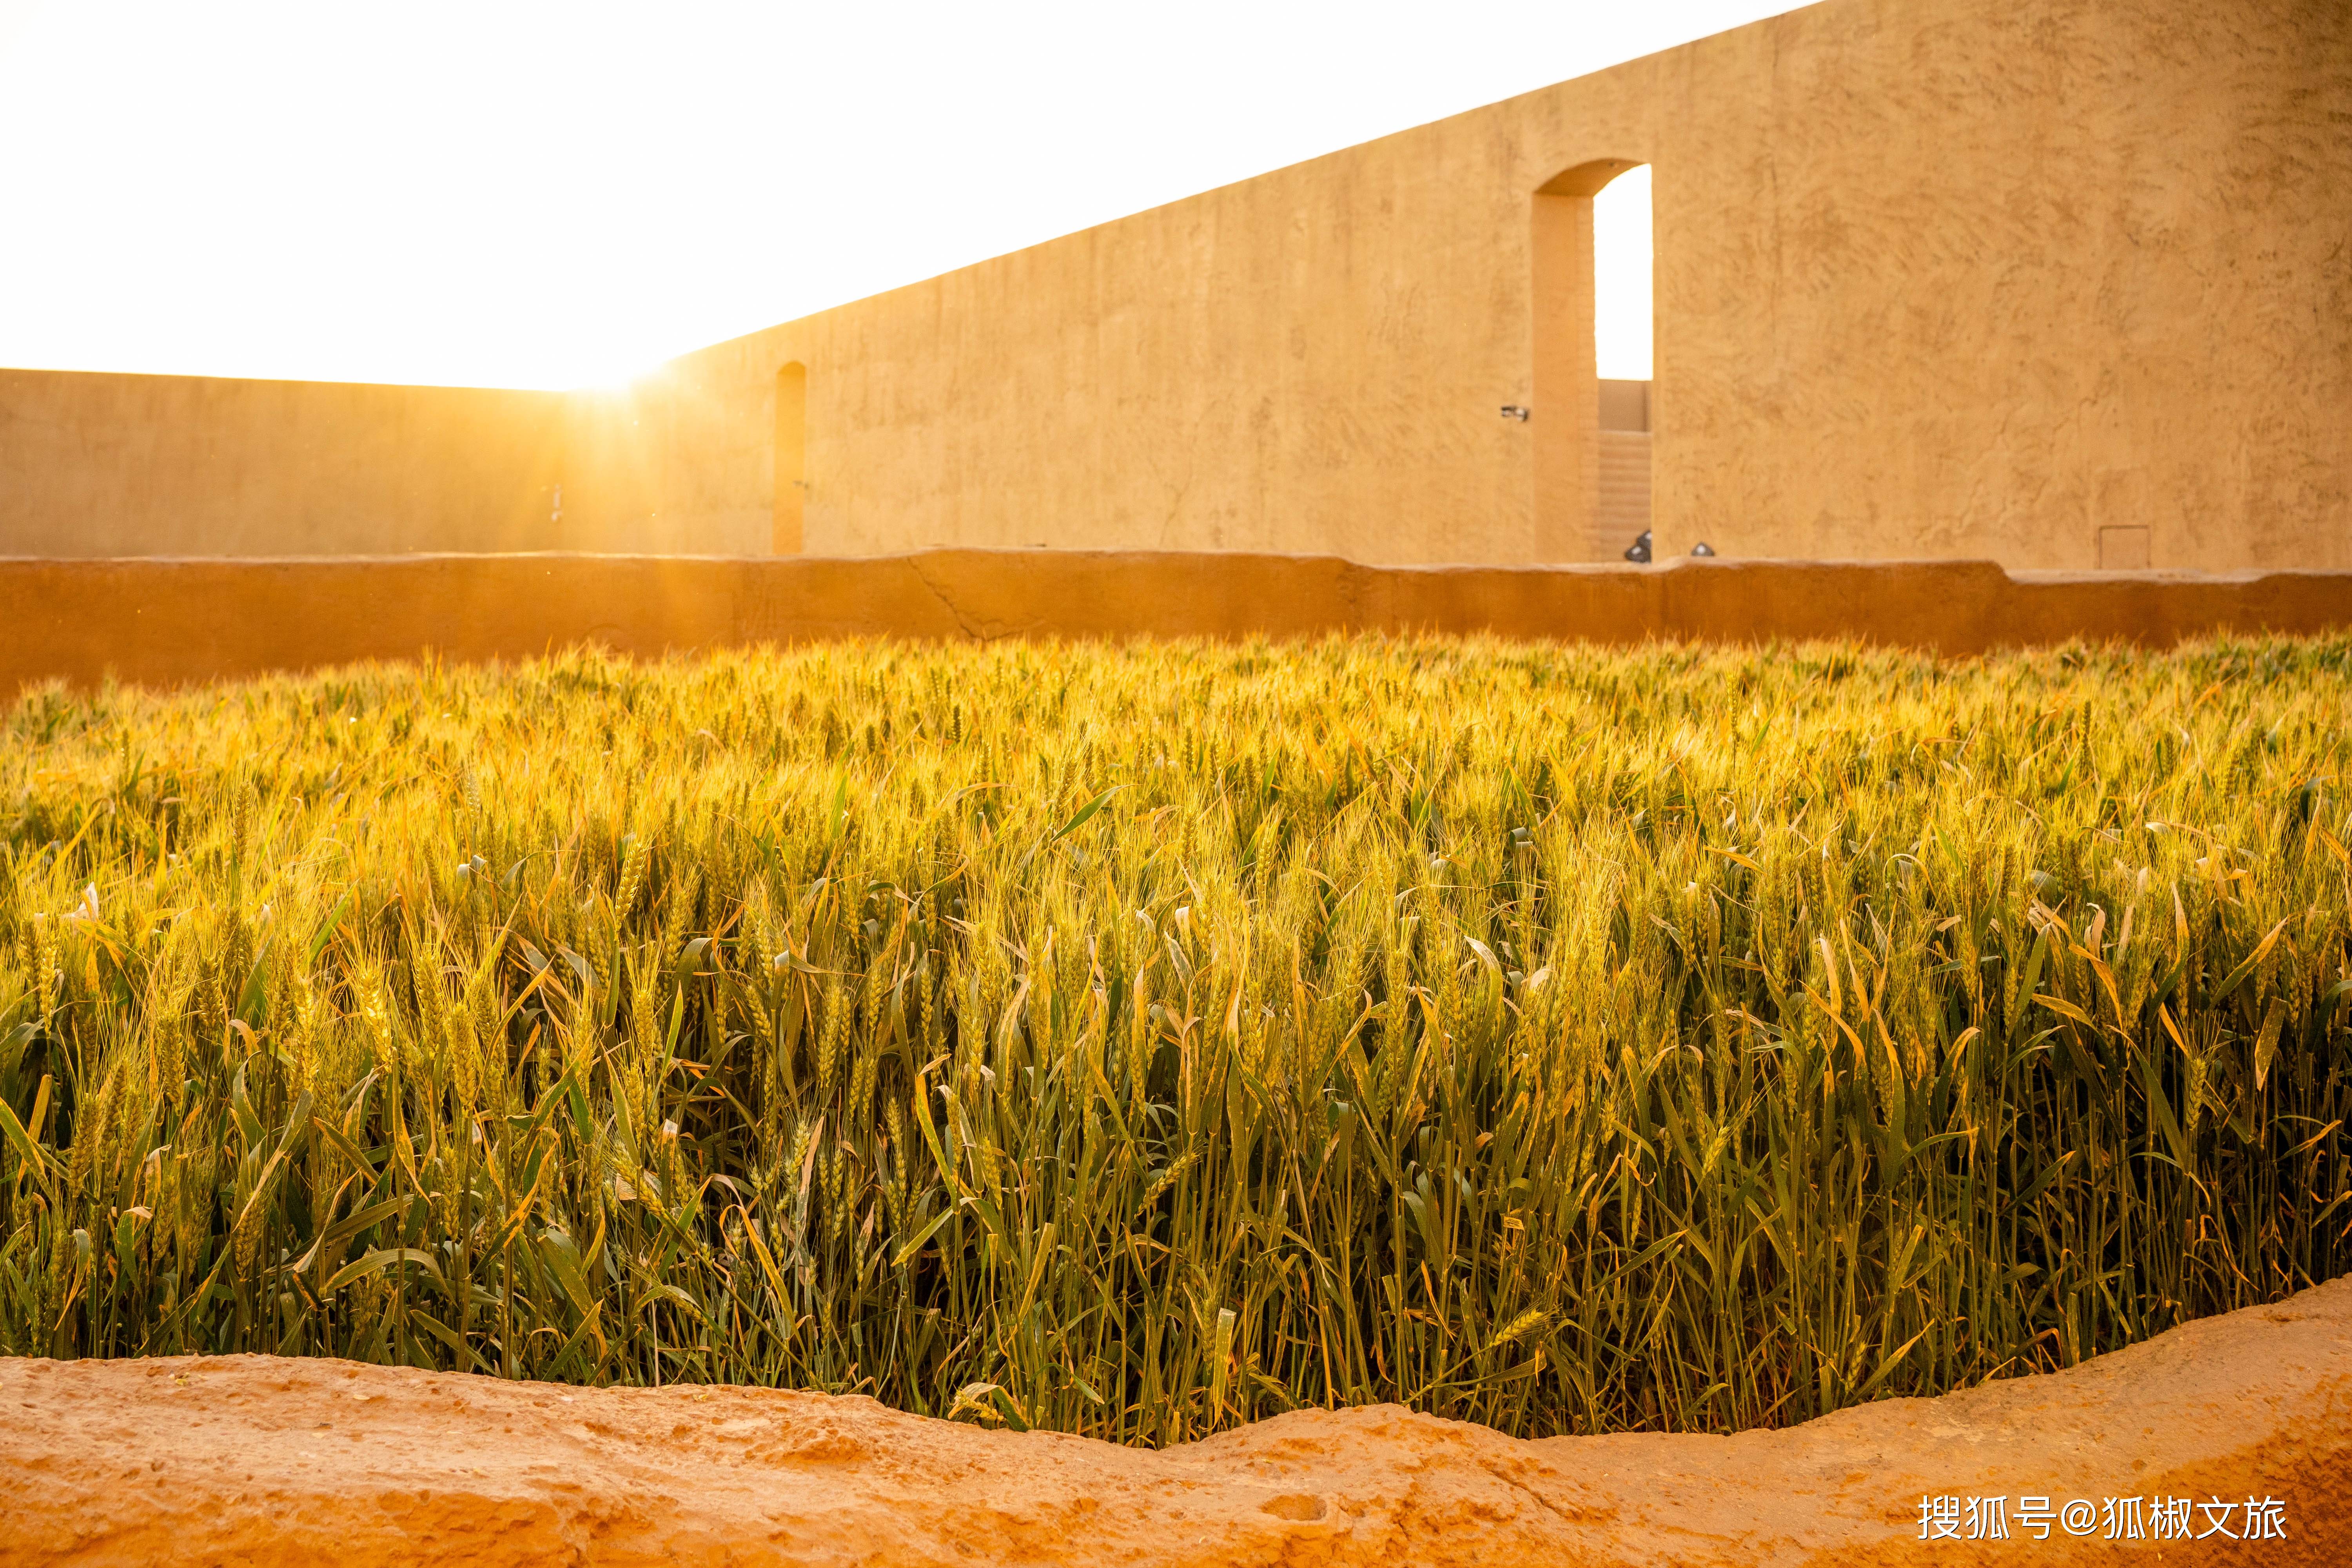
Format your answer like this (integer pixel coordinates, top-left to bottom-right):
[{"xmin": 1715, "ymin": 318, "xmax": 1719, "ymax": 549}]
[{"xmin": 5, "ymin": 1277, "xmax": 2347, "ymax": 1566}]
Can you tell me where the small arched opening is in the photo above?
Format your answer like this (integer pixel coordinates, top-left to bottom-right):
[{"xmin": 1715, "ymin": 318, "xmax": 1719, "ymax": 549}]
[
  {"xmin": 1530, "ymin": 158, "xmax": 1651, "ymax": 561},
  {"xmin": 773, "ymin": 361, "xmax": 806, "ymax": 555}
]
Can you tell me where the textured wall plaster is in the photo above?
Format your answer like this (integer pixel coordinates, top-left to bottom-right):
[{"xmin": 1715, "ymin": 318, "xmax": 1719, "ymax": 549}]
[{"xmin": 3, "ymin": 553, "xmax": 2348, "ymax": 698}]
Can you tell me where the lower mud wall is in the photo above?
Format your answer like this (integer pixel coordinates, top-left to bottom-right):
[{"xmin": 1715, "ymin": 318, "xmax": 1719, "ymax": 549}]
[{"xmin": 4, "ymin": 553, "xmax": 2350, "ymax": 695}]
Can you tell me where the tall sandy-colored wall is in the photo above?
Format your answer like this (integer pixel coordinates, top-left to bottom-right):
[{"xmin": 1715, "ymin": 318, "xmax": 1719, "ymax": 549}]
[
  {"xmin": 655, "ymin": 0, "xmax": 2349, "ymax": 569},
  {"xmin": 2, "ymin": 370, "xmax": 539, "ymax": 556},
  {"xmin": 1650, "ymin": 0, "xmax": 2352, "ymax": 570},
  {"xmin": 0, "ymin": 369, "xmax": 685, "ymax": 556},
  {"xmin": 2, "ymin": 0, "xmax": 2344, "ymax": 567}
]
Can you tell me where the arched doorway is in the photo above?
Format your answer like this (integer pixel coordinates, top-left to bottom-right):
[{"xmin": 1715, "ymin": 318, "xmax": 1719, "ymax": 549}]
[
  {"xmin": 1531, "ymin": 159, "xmax": 1650, "ymax": 561},
  {"xmin": 773, "ymin": 362, "xmax": 806, "ymax": 555}
]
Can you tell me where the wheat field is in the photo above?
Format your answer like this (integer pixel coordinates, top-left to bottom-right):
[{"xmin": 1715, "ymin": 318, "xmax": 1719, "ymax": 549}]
[{"xmin": 2, "ymin": 635, "xmax": 2347, "ymax": 1444}]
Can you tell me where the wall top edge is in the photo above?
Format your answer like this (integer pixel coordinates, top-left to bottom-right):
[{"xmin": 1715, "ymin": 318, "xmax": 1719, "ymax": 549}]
[
  {"xmin": 0, "ymin": 364, "xmax": 589, "ymax": 396},
  {"xmin": 676, "ymin": 1, "xmax": 1837, "ymax": 364}
]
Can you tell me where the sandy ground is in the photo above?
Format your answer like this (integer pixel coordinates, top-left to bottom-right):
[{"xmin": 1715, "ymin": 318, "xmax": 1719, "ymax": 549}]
[{"xmin": 4, "ymin": 1277, "xmax": 2346, "ymax": 1566}]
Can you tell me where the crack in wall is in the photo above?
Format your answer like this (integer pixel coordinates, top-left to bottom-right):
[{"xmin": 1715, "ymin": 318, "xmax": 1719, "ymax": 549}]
[
  {"xmin": 905, "ymin": 554, "xmax": 1044, "ymax": 643},
  {"xmin": 904, "ymin": 555, "xmax": 986, "ymax": 640},
  {"xmin": 1155, "ymin": 395, "xmax": 1227, "ymax": 550}
]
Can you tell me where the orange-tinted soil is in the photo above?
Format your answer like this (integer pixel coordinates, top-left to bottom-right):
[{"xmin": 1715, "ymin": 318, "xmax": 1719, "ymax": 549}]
[{"xmin": 5, "ymin": 1277, "xmax": 2346, "ymax": 1566}]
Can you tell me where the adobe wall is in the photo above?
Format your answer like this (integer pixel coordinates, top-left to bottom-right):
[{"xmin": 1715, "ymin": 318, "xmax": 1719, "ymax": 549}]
[
  {"xmin": 3, "ymin": 554, "xmax": 2347, "ymax": 697},
  {"xmin": 661, "ymin": 0, "xmax": 2348, "ymax": 570},
  {"xmin": 0, "ymin": 369, "xmax": 547, "ymax": 556},
  {"xmin": 0, "ymin": 369, "xmax": 684, "ymax": 556}
]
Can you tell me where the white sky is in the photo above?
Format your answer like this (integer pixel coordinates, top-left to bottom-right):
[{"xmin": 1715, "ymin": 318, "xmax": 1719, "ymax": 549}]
[
  {"xmin": 1592, "ymin": 165, "xmax": 1653, "ymax": 382},
  {"xmin": 0, "ymin": 2, "xmax": 1801, "ymax": 390}
]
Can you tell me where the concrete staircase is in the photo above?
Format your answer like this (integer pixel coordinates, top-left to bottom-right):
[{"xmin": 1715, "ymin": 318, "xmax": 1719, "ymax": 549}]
[{"xmin": 1597, "ymin": 430, "xmax": 1652, "ymax": 550}]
